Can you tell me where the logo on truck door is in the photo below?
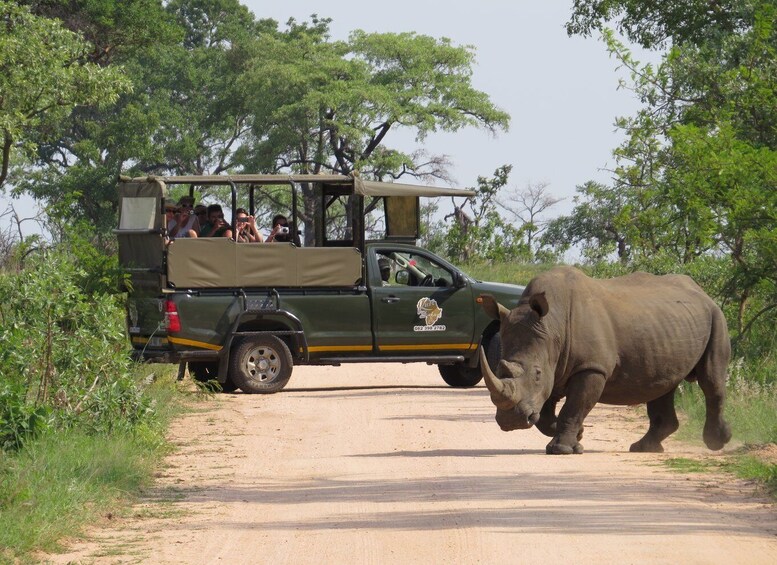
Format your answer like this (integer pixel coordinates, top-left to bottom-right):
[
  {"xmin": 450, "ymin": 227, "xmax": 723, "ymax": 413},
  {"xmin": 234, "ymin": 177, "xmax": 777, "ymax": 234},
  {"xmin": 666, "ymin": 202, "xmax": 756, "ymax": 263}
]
[{"xmin": 414, "ymin": 297, "xmax": 445, "ymax": 332}]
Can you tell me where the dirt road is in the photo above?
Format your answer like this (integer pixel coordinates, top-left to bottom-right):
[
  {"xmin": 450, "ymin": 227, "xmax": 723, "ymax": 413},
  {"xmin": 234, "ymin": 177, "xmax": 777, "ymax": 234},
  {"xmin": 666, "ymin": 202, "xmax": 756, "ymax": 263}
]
[{"xmin": 49, "ymin": 363, "xmax": 776, "ymax": 564}]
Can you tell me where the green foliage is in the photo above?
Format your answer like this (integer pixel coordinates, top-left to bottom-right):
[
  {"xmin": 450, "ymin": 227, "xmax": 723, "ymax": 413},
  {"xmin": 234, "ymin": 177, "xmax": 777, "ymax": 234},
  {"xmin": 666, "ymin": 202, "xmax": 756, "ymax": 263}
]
[
  {"xmin": 678, "ymin": 351, "xmax": 776, "ymax": 439},
  {"xmin": 556, "ymin": 0, "xmax": 777, "ymax": 354},
  {"xmin": 567, "ymin": 0, "xmax": 757, "ymax": 49},
  {"xmin": 0, "ymin": 372, "xmax": 179, "ymax": 559},
  {"xmin": 664, "ymin": 455, "xmax": 777, "ymax": 499},
  {"xmin": 0, "ymin": 0, "xmax": 131, "ymax": 189},
  {"xmin": 456, "ymin": 260, "xmax": 552, "ymax": 287},
  {"xmin": 0, "ymin": 246, "xmax": 151, "ymax": 447},
  {"xmin": 542, "ymin": 181, "xmax": 630, "ymax": 262},
  {"xmin": 10, "ymin": 3, "xmax": 509, "ymax": 242},
  {"xmin": 0, "ymin": 382, "xmax": 49, "ymax": 452}
]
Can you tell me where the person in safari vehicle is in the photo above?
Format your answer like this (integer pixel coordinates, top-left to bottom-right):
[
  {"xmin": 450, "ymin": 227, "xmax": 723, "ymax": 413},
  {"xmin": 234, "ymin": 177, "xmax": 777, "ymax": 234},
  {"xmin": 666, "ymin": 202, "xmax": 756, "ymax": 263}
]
[
  {"xmin": 234, "ymin": 208, "xmax": 263, "ymax": 243},
  {"xmin": 199, "ymin": 204, "xmax": 231, "ymax": 238}
]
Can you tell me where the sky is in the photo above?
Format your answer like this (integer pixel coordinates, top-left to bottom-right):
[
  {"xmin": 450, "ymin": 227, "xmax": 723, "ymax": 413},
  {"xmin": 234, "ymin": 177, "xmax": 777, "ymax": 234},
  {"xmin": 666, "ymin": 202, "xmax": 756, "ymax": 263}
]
[{"xmin": 1, "ymin": 1, "xmax": 659, "ymax": 237}]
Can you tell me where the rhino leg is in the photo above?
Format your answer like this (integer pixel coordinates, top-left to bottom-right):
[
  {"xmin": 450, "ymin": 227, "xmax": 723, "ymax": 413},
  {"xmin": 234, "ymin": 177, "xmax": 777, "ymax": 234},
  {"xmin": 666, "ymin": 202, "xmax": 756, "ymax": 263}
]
[
  {"xmin": 695, "ymin": 308, "xmax": 732, "ymax": 451},
  {"xmin": 630, "ymin": 388, "xmax": 679, "ymax": 453},
  {"xmin": 546, "ymin": 371, "xmax": 605, "ymax": 455},
  {"xmin": 535, "ymin": 398, "xmax": 559, "ymax": 438},
  {"xmin": 697, "ymin": 368, "xmax": 732, "ymax": 451}
]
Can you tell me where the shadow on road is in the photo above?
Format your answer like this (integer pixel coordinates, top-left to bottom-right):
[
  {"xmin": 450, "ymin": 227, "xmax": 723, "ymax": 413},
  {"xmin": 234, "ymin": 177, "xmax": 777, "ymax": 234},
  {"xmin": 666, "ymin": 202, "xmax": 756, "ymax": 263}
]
[{"xmin": 150, "ymin": 472, "xmax": 775, "ymax": 538}]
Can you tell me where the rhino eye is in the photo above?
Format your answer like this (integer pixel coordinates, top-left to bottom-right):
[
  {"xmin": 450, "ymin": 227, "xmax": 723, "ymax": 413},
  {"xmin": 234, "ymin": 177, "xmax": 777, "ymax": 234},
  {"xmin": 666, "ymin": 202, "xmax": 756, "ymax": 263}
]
[{"xmin": 534, "ymin": 368, "xmax": 542, "ymax": 382}]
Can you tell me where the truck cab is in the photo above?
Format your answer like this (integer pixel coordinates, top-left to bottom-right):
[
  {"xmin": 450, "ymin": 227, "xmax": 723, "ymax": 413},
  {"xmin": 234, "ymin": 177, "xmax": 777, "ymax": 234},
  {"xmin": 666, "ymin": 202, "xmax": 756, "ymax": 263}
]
[{"xmin": 115, "ymin": 174, "xmax": 525, "ymax": 392}]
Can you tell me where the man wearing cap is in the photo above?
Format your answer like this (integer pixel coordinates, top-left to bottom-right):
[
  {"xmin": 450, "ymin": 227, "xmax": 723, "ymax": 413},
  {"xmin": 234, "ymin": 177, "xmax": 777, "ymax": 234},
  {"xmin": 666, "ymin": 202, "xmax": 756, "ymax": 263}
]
[{"xmin": 378, "ymin": 257, "xmax": 392, "ymax": 286}]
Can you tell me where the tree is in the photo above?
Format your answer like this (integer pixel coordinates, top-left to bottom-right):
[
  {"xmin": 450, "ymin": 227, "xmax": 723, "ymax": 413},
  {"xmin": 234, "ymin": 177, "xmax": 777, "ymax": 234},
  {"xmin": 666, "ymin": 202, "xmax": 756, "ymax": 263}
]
[
  {"xmin": 437, "ymin": 165, "xmax": 529, "ymax": 263},
  {"xmin": 563, "ymin": 0, "xmax": 777, "ymax": 346},
  {"xmin": 12, "ymin": 6, "xmax": 510, "ymax": 242},
  {"xmin": 234, "ymin": 19, "xmax": 510, "ymax": 243},
  {"xmin": 497, "ymin": 181, "xmax": 562, "ymax": 258},
  {"xmin": 12, "ymin": 0, "xmax": 271, "ymax": 234},
  {"xmin": 542, "ymin": 181, "xmax": 632, "ymax": 262},
  {"xmin": 0, "ymin": 1, "xmax": 130, "ymax": 190},
  {"xmin": 567, "ymin": 0, "xmax": 756, "ymax": 49}
]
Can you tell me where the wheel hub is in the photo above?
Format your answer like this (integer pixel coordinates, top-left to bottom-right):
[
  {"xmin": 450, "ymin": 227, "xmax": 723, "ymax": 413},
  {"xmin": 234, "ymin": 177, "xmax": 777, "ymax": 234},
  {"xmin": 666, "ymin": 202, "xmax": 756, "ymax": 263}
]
[{"xmin": 246, "ymin": 347, "xmax": 279, "ymax": 382}]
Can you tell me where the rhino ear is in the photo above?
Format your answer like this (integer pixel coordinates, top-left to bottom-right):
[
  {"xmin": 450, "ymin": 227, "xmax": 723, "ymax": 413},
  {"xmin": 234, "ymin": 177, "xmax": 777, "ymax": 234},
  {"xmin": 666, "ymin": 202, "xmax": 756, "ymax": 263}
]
[
  {"xmin": 479, "ymin": 294, "xmax": 511, "ymax": 321},
  {"xmin": 530, "ymin": 292, "xmax": 549, "ymax": 318}
]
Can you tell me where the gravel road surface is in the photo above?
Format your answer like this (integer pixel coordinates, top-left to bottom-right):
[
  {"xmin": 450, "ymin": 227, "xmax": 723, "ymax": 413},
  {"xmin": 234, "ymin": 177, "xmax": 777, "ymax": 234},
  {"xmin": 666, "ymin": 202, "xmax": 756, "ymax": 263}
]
[{"xmin": 47, "ymin": 363, "xmax": 777, "ymax": 564}]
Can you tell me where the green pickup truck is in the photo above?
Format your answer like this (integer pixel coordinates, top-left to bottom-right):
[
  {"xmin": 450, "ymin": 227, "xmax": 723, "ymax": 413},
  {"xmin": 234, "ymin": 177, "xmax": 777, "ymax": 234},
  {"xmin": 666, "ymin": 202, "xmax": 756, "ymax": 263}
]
[{"xmin": 116, "ymin": 174, "xmax": 525, "ymax": 393}]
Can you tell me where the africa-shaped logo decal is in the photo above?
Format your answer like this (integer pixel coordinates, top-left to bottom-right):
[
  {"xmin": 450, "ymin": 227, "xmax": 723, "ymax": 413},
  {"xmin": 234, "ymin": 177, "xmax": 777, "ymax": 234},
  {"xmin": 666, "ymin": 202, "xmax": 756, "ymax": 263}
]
[{"xmin": 415, "ymin": 297, "xmax": 446, "ymax": 332}]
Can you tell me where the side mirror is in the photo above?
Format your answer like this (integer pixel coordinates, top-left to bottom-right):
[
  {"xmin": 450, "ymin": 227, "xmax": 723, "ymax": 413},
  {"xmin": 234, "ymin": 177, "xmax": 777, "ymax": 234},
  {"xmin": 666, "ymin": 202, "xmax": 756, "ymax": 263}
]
[
  {"xmin": 453, "ymin": 271, "xmax": 467, "ymax": 288},
  {"xmin": 395, "ymin": 269, "xmax": 410, "ymax": 285}
]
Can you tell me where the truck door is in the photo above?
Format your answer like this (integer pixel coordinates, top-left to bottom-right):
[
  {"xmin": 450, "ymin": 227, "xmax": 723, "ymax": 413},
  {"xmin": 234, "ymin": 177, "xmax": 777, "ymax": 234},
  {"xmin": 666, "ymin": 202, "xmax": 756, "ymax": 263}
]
[
  {"xmin": 369, "ymin": 247, "xmax": 476, "ymax": 357},
  {"xmin": 114, "ymin": 179, "xmax": 168, "ymax": 354}
]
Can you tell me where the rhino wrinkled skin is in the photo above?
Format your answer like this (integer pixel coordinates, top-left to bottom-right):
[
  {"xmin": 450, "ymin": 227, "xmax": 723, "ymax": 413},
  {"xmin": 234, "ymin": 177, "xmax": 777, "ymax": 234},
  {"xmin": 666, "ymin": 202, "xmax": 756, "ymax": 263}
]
[{"xmin": 480, "ymin": 266, "xmax": 732, "ymax": 455}]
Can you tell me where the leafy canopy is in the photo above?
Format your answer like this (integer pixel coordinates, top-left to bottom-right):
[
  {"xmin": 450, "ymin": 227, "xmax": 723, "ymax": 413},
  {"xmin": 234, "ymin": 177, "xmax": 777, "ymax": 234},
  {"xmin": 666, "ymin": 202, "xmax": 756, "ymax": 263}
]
[{"xmin": 0, "ymin": 1, "xmax": 130, "ymax": 189}]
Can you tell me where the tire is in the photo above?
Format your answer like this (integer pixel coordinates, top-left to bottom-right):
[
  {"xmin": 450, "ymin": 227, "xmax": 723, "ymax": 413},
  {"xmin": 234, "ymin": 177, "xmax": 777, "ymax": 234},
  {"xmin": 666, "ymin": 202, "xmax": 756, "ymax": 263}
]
[
  {"xmin": 438, "ymin": 333, "xmax": 501, "ymax": 388},
  {"xmin": 438, "ymin": 363, "xmax": 483, "ymax": 388},
  {"xmin": 189, "ymin": 361, "xmax": 237, "ymax": 393},
  {"xmin": 229, "ymin": 336, "xmax": 293, "ymax": 394},
  {"xmin": 485, "ymin": 333, "xmax": 502, "ymax": 373}
]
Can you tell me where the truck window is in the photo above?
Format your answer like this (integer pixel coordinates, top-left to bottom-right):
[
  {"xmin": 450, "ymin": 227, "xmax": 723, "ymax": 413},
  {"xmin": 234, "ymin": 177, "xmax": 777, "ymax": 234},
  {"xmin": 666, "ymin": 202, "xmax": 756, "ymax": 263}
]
[{"xmin": 378, "ymin": 250, "xmax": 453, "ymax": 287}]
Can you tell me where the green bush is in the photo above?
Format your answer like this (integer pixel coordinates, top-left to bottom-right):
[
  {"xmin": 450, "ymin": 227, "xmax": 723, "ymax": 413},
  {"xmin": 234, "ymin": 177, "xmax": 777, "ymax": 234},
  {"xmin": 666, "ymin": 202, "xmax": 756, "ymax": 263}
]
[
  {"xmin": 0, "ymin": 245, "xmax": 151, "ymax": 448},
  {"xmin": 0, "ymin": 382, "xmax": 49, "ymax": 451}
]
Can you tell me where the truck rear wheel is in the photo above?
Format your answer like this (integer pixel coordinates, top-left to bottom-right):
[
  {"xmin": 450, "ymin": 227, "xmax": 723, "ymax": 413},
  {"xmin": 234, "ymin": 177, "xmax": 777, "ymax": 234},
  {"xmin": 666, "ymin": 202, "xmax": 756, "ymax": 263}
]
[{"xmin": 229, "ymin": 336, "xmax": 293, "ymax": 394}]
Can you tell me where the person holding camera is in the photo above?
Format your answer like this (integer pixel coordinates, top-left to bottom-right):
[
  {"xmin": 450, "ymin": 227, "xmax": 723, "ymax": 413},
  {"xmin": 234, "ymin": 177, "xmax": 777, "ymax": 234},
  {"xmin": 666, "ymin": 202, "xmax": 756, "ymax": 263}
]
[
  {"xmin": 265, "ymin": 214, "xmax": 299, "ymax": 245},
  {"xmin": 234, "ymin": 208, "xmax": 263, "ymax": 243},
  {"xmin": 199, "ymin": 204, "xmax": 231, "ymax": 238},
  {"xmin": 168, "ymin": 196, "xmax": 200, "ymax": 239}
]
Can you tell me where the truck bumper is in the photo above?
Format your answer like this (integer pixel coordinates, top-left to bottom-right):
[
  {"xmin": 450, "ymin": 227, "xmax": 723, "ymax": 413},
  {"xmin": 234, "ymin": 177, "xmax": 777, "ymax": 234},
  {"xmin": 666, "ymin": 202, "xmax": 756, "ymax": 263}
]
[{"xmin": 131, "ymin": 348, "xmax": 221, "ymax": 364}]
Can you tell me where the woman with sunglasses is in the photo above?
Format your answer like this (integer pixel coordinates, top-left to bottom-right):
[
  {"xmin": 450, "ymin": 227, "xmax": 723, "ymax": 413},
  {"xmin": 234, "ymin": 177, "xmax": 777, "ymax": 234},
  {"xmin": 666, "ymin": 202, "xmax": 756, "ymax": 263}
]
[{"xmin": 234, "ymin": 208, "xmax": 263, "ymax": 243}]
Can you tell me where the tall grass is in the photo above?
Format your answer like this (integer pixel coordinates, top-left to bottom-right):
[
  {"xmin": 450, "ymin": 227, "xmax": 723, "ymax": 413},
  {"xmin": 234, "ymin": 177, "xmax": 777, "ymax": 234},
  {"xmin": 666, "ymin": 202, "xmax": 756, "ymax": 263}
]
[
  {"xmin": 0, "ymin": 369, "xmax": 180, "ymax": 561},
  {"xmin": 461, "ymin": 260, "xmax": 553, "ymax": 286},
  {"xmin": 676, "ymin": 371, "xmax": 777, "ymax": 446}
]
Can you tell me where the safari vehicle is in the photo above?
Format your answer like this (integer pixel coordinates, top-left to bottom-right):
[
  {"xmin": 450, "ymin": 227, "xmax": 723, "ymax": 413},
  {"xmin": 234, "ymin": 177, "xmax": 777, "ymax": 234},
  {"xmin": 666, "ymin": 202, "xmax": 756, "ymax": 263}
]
[{"xmin": 116, "ymin": 174, "xmax": 525, "ymax": 393}]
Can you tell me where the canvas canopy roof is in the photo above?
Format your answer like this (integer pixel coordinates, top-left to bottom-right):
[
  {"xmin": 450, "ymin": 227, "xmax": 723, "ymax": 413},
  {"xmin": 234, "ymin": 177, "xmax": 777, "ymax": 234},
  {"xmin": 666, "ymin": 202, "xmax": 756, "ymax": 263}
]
[{"xmin": 121, "ymin": 174, "xmax": 476, "ymax": 198}]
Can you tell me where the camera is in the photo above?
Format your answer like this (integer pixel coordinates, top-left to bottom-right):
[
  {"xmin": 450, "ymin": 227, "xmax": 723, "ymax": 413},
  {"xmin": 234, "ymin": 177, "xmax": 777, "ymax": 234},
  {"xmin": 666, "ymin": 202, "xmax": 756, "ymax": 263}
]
[{"xmin": 279, "ymin": 226, "xmax": 290, "ymax": 234}]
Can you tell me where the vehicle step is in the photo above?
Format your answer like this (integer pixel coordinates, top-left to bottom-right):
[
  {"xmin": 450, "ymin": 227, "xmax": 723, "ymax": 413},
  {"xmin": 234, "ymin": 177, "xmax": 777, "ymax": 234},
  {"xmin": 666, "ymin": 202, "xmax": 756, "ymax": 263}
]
[{"xmin": 317, "ymin": 355, "xmax": 465, "ymax": 364}]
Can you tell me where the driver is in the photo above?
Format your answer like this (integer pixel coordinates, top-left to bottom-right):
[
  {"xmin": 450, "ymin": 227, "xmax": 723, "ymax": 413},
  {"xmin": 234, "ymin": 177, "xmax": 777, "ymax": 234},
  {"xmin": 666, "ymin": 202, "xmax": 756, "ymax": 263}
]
[{"xmin": 378, "ymin": 257, "xmax": 391, "ymax": 286}]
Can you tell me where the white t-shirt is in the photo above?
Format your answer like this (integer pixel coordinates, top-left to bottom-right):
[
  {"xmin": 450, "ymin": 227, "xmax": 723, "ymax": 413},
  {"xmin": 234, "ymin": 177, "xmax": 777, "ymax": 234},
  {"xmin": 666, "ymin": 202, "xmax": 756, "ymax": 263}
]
[{"xmin": 168, "ymin": 215, "xmax": 197, "ymax": 238}]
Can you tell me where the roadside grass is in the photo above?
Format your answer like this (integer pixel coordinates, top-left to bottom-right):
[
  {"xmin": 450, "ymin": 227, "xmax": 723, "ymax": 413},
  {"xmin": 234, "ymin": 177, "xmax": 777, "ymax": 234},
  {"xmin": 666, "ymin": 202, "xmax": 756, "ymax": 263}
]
[
  {"xmin": 460, "ymin": 260, "xmax": 553, "ymax": 286},
  {"xmin": 672, "ymin": 361, "xmax": 777, "ymax": 499},
  {"xmin": 0, "ymin": 366, "xmax": 184, "ymax": 563}
]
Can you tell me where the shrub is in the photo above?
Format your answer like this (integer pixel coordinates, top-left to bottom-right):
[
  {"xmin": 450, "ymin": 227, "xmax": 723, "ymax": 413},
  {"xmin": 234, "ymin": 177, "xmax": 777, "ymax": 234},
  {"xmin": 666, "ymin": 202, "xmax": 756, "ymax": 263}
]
[{"xmin": 0, "ymin": 245, "xmax": 151, "ymax": 449}]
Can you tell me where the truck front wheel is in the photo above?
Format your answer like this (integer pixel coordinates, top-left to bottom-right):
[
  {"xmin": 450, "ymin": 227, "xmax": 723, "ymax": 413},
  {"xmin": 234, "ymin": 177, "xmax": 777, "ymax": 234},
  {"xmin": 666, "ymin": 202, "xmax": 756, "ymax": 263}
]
[
  {"xmin": 438, "ymin": 334, "xmax": 500, "ymax": 388},
  {"xmin": 229, "ymin": 336, "xmax": 293, "ymax": 394},
  {"xmin": 438, "ymin": 363, "xmax": 482, "ymax": 388}
]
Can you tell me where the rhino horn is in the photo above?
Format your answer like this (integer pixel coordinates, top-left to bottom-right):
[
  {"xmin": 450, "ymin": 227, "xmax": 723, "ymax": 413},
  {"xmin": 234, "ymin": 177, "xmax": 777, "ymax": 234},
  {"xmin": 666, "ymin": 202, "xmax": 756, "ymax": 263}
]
[{"xmin": 479, "ymin": 347, "xmax": 516, "ymax": 407}]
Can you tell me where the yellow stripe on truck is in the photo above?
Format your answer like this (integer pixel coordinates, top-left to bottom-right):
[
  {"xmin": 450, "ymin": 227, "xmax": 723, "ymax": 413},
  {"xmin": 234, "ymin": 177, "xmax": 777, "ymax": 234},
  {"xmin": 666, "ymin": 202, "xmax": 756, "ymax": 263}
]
[{"xmin": 167, "ymin": 336, "xmax": 223, "ymax": 351}]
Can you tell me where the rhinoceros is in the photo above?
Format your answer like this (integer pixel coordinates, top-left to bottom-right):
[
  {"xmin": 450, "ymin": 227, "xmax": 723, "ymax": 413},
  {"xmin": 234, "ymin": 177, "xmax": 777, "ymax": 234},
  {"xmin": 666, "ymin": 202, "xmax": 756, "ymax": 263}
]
[{"xmin": 479, "ymin": 266, "xmax": 732, "ymax": 455}]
